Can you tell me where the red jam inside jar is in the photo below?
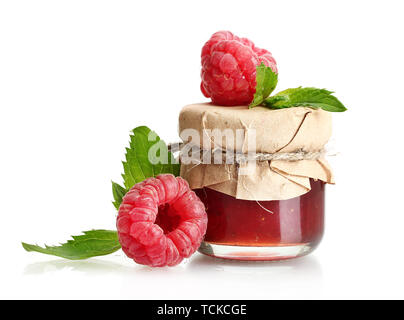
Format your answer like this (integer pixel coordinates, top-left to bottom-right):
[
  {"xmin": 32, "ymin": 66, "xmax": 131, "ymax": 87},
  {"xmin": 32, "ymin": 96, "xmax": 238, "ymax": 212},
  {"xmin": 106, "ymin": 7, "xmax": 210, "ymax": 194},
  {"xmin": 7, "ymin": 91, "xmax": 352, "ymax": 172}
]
[{"xmin": 195, "ymin": 179, "xmax": 325, "ymax": 261}]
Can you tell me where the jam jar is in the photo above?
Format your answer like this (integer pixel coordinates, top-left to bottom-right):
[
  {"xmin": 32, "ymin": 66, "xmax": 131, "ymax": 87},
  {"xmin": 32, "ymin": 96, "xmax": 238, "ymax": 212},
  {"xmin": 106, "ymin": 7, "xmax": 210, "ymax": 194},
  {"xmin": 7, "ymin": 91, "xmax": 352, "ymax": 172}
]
[{"xmin": 196, "ymin": 179, "xmax": 325, "ymax": 261}]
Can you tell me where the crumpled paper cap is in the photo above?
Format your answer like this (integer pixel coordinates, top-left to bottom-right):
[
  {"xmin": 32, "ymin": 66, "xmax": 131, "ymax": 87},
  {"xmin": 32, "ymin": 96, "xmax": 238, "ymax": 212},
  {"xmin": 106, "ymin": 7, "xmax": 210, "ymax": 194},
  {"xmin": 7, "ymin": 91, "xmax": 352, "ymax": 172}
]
[{"xmin": 179, "ymin": 103, "xmax": 334, "ymax": 201}]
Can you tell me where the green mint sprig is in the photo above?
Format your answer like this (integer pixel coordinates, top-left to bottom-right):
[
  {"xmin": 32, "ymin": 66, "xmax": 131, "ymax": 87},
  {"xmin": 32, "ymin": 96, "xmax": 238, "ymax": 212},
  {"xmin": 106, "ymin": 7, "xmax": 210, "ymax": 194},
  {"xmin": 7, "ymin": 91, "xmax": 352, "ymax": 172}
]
[
  {"xmin": 249, "ymin": 64, "xmax": 347, "ymax": 112},
  {"xmin": 23, "ymin": 126, "xmax": 180, "ymax": 260},
  {"xmin": 264, "ymin": 87, "xmax": 347, "ymax": 112},
  {"xmin": 249, "ymin": 62, "xmax": 278, "ymax": 108},
  {"xmin": 112, "ymin": 125, "xmax": 180, "ymax": 210},
  {"xmin": 22, "ymin": 230, "xmax": 120, "ymax": 260}
]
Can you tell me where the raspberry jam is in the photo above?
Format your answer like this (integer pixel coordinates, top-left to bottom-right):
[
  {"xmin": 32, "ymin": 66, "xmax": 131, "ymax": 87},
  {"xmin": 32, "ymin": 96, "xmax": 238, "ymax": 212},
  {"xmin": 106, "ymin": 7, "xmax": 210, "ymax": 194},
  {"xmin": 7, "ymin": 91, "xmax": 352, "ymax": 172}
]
[{"xmin": 196, "ymin": 179, "xmax": 325, "ymax": 261}]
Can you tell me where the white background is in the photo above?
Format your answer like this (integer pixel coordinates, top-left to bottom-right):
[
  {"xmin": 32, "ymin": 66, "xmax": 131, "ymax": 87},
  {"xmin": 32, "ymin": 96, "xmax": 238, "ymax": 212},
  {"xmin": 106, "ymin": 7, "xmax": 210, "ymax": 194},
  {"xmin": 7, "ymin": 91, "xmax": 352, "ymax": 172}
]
[{"xmin": 1, "ymin": 0, "xmax": 403, "ymax": 299}]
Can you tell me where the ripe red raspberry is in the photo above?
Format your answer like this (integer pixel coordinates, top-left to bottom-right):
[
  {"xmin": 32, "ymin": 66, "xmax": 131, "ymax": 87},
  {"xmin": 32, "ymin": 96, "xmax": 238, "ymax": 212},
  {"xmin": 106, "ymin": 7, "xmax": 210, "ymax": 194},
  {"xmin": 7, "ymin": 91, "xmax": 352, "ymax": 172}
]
[
  {"xmin": 116, "ymin": 174, "xmax": 207, "ymax": 267},
  {"xmin": 201, "ymin": 31, "xmax": 278, "ymax": 106}
]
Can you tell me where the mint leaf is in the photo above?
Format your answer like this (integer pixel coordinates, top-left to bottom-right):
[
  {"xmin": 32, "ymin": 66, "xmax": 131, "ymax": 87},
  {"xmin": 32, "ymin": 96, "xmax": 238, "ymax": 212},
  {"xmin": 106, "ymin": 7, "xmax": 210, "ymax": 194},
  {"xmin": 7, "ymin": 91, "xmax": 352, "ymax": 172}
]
[
  {"xmin": 249, "ymin": 62, "xmax": 278, "ymax": 108},
  {"xmin": 264, "ymin": 87, "xmax": 347, "ymax": 112},
  {"xmin": 122, "ymin": 125, "xmax": 180, "ymax": 190},
  {"xmin": 22, "ymin": 230, "xmax": 121, "ymax": 260},
  {"xmin": 112, "ymin": 126, "xmax": 180, "ymax": 209},
  {"xmin": 112, "ymin": 181, "xmax": 126, "ymax": 210}
]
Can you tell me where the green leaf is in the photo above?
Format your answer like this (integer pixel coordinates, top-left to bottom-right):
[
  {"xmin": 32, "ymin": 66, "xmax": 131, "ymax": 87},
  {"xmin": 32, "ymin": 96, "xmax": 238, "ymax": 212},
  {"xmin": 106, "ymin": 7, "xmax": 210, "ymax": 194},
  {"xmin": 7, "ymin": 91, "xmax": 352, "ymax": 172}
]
[
  {"xmin": 249, "ymin": 62, "xmax": 278, "ymax": 108},
  {"xmin": 112, "ymin": 126, "xmax": 180, "ymax": 209},
  {"xmin": 112, "ymin": 181, "xmax": 126, "ymax": 210},
  {"xmin": 122, "ymin": 125, "xmax": 180, "ymax": 190},
  {"xmin": 264, "ymin": 87, "xmax": 347, "ymax": 112},
  {"xmin": 22, "ymin": 230, "xmax": 121, "ymax": 260}
]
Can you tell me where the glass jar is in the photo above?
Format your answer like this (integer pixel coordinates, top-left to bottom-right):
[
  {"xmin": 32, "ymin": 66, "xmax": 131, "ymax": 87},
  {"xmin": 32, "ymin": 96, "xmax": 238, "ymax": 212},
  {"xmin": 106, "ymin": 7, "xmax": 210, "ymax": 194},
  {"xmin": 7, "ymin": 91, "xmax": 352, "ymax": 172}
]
[{"xmin": 195, "ymin": 179, "xmax": 325, "ymax": 261}]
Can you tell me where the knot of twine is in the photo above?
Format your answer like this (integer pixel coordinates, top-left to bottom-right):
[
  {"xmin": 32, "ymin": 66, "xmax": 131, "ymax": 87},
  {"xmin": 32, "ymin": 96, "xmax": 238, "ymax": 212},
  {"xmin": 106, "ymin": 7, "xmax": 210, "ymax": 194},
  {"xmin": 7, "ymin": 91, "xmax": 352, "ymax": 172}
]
[{"xmin": 168, "ymin": 143, "xmax": 325, "ymax": 164}]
